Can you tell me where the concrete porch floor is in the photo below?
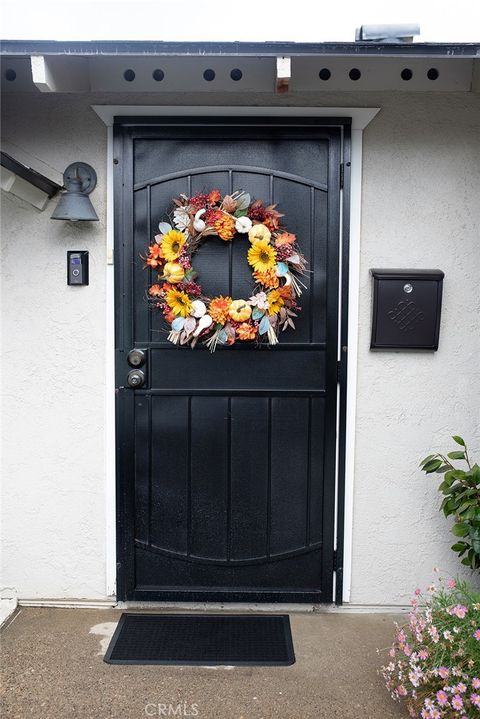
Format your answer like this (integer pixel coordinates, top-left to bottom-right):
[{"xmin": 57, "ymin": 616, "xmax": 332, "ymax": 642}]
[{"xmin": 1, "ymin": 607, "xmax": 406, "ymax": 718}]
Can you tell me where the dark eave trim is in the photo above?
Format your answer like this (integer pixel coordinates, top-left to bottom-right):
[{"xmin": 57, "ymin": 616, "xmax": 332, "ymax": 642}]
[
  {"xmin": 0, "ymin": 152, "xmax": 63, "ymax": 198},
  {"xmin": 1, "ymin": 39, "xmax": 480, "ymax": 58}
]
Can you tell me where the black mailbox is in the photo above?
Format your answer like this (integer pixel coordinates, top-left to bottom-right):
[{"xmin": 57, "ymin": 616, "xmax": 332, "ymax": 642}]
[{"xmin": 370, "ymin": 269, "xmax": 444, "ymax": 350}]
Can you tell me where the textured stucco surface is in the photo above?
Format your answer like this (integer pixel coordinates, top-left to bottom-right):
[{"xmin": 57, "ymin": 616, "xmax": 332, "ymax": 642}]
[
  {"xmin": 352, "ymin": 94, "xmax": 480, "ymax": 603},
  {"xmin": 1, "ymin": 96, "xmax": 108, "ymax": 599},
  {"xmin": 1, "ymin": 90, "xmax": 479, "ymax": 604}
]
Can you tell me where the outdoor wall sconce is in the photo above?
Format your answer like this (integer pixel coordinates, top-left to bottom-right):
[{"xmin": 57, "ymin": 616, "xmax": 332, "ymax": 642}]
[{"xmin": 51, "ymin": 161, "xmax": 98, "ymax": 221}]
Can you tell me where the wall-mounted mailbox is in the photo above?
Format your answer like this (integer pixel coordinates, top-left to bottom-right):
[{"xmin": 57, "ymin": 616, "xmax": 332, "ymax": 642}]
[{"xmin": 370, "ymin": 269, "xmax": 444, "ymax": 350}]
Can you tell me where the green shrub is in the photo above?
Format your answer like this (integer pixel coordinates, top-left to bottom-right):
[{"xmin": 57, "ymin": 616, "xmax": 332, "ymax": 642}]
[{"xmin": 421, "ymin": 437, "xmax": 480, "ymax": 571}]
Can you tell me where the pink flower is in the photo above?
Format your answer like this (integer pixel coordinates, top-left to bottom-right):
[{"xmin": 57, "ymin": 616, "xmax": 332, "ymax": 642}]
[
  {"xmin": 397, "ymin": 685, "xmax": 407, "ymax": 697},
  {"xmin": 409, "ymin": 671, "xmax": 420, "ymax": 687},
  {"xmin": 414, "ymin": 587, "xmax": 422, "ymax": 596},
  {"xmin": 447, "ymin": 578, "xmax": 456, "ymax": 589},
  {"xmin": 456, "ymin": 683, "xmax": 467, "ymax": 694},
  {"xmin": 431, "ymin": 710, "xmax": 441, "ymax": 719},
  {"xmin": 437, "ymin": 690, "xmax": 449, "ymax": 706},
  {"xmin": 474, "ymin": 628, "xmax": 480, "ymax": 641},
  {"xmin": 418, "ymin": 649, "xmax": 429, "ymax": 660},
  {"xmin": 472, "ymin": 678, "xmax": 480, "ymax": 689},
  {"xmin": 448, "ymin": 604, "xmax": 468, "ymax": 619},
  {"xmin": 403, "ymin": 643, "xmax": 412, "ymax": 657},
  {"xmin": 452, "ymin": 695, "xmax": 463, "ymax": 710},
  {"xmin": 470, "ymin": 693, "xmax": 480, "ymax": 707},
  {"xmin": 427, "ymin": 585, "xmax": 436, "ymax": 594},
  {"xmin": 438, "ymin": 667, "xmax": 450, "ymax": 680}
]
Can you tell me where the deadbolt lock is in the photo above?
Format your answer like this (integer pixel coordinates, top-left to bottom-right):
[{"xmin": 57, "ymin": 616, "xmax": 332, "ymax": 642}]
[
  {"xmin": 127, "ymin": 369, "xmax": 145, "ymax": 388},
  {"xmin": 127, "ymin": 349, "xmax": 146, "ymax": 367}
]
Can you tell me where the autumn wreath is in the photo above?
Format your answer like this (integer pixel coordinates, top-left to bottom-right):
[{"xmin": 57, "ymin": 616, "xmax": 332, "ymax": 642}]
[{"xmin": 144, "ymin": 189, "xmax": 307, "ymax": 351}]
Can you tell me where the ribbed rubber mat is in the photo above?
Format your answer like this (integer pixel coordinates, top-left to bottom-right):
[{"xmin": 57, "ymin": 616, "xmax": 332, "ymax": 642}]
[{"xmin": 104, "ymin": 613, "xmax": 295, "ymax": 665}]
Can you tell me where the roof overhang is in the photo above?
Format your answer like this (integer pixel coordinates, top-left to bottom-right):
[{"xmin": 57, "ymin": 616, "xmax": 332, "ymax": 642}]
[{"xmin": 1, "ymin": 40, "xmax": 479, "ymax": 94}]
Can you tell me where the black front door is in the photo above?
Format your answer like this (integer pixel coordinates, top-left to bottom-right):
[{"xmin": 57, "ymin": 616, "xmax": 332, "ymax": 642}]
[{"xmin": 114, "ymin": 118, "xmax": 346, "ymax": 602}]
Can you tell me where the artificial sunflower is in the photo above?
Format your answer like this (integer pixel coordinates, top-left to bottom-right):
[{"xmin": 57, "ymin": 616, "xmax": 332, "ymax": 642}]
[
  {"xmin": 214, "ymin": 213, "xmax": 236, "ymax": 241},
  {"xmin": 161, "ymin": 229, "xmax": 186, "ymax": 261},
  {"xmin": 253, "ymin": 267, "xmax": 279, "ymax": 289},
  {"xmin": 209, "ymin": 296, "xmax": 232, "ymax": 324},
  {"xmin": 266, "ymin": 289, "xmax": 284, "ymax": 316},
  {"xmin": 247, "ymin": 240, "xmax": 277, "ymax": 273},
  {"xmin": 165, "ymin": 288, "xmax": 192, "ymax": 318},
  {"xmin": 236, "ymin": 322, "xmax": 256, "ymax": 341}
]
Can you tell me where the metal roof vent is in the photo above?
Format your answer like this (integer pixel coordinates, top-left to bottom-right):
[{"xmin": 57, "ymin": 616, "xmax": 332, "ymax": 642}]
[{"xmin": 355, "ymin": 24, "xmax": 420, "ymax": 43}]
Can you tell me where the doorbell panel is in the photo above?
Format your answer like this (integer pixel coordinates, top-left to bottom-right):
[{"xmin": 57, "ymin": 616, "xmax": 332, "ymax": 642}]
[{"xmin": 67, "ymin": 251, "xmax": 89, "ymax": 285}]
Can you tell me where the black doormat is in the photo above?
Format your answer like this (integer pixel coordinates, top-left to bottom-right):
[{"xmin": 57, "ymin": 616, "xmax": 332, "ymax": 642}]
[{"xmin": 104, "ymin": 613, "xmax": 295, "ymax": 666}]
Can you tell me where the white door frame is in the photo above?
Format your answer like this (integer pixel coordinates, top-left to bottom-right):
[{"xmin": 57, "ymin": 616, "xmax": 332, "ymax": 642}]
[{"xmin": 95, "ymin": 105, "xmax": 380, "ymax": 602}]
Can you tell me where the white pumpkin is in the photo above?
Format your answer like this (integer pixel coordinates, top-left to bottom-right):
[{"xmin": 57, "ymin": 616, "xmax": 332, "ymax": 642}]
[
  {"xmin": 235, "ymin": 216, "xmax": 252, "ymax": 234},
  {"xmin": 190, "ymin": 299, "xmax": 207, "ymax": 318}
]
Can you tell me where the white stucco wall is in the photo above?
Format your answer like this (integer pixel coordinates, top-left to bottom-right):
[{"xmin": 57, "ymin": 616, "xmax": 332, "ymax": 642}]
[
  {"xmin": 1, "ymin": 97, "xmax": 108, "ymax": 599},
  {"xmin": 352, "ymin": 94, "xmax": 480, "ymax": 603},
  {"xmin": 1, "ymin": 91, "xmax": 479, "ymax": 604}
]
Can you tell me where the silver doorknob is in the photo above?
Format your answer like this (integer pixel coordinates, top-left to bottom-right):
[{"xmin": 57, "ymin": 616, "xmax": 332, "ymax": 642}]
[
  {"xmin": 127, "ymin": 349, "xmax": 146, "ymax": 367},
  {"xmin": 127, "ymin": 369, "xmax": 145, "ymax": 388}
]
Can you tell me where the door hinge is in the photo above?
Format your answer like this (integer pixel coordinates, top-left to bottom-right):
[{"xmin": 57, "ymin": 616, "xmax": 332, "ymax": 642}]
[{"xmin": 339, "ymin": 163, "xmax": 344, "ymax": 189}]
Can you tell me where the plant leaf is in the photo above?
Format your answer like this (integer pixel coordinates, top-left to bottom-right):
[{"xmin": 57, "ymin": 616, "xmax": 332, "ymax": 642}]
[
  {"xmin": 448, "ymin": 451, "xmax": 466, "ymax": 460},
  {"xmin": 259, "ymin": 316, "xmax": 270, "ymax": 335},
  {"xmin": 171, "ymin": 317, "xmax": 185, "ymax": 332},
  {"xmin": 236, "ymin": 193, "xmax": 251, "ymax": 211},
  {"xmin": 423, "ymin": 459, "xmax": 443, "ymax": 473},
  {"xmin": 451, "ymin": 523, "xmax": 469, "ymax": 537},
  {"xmin": 452, "ymin": 435, "xmax": 465, "ymax": 446}
]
